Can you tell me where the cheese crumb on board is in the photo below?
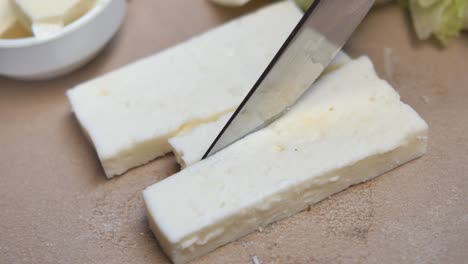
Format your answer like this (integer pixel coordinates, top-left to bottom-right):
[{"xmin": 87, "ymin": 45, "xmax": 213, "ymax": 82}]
[
  {"xmin": 168, "ymin": 52, "xmax": 351, "ymax": 168},
  {"xmin": 11, "ymin": 0, "xmax": 95, "ymax": 38},
  {"xmin": 143, "ymin": 57, "xmax": 428, "ymax": 264},
  {"xmin": 67, "ymin": 1, "xmax": 303, "ymax": 178},
  {"xmin": 0, "ymin": 0, "xmax": 30, "ymax": 39}
]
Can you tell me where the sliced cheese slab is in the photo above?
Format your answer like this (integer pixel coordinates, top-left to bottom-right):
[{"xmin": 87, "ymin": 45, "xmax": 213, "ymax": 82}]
[
  {"xmin": 0, "ymin": 0, "xmax": 30, "ymax": 39},
  {"xmin": 143, "ymin": 57, "xmax": 429, "ymax": 264},
  {"xmin": 168, "ymin": 52, "xmax": 352, "ymax": 168},
  {"xmin": 67, "ymin": 1, "xmax": 303, "ymax": 177},
  {"xmin": 12, "ymin": 0, "xmax": 95, "ymax": 38}
]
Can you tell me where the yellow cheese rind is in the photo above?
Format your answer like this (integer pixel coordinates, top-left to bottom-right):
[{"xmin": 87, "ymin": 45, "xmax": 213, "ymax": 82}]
[
  {"xmin": 169, "ymin": 113, "xmax": 232, "ymax": 168},
  {"xmin": 143, "ymin": 57, "xmax": 429, "ymax": 264}
]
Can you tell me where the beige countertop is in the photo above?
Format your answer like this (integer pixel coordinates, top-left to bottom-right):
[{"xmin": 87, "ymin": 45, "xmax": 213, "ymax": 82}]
[{"xmin": 0, "ymin": 1, "xmax": 467, "ymax": 263}]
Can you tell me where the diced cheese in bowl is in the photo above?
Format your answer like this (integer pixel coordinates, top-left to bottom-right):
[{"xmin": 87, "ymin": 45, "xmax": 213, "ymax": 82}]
[
  {"xmin": 11, "ymin": 0, "xmax": 96, "ymax": 38},
  {"xmin": 0, "ymin": 0, "xmax": 30, "ymax": 39}
]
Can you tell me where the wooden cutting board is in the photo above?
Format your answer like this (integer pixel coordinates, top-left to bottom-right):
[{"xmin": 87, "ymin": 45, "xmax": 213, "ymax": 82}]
[{"xmin": 0, "ymin": 1, "xmax": 467, "ymax": 263}]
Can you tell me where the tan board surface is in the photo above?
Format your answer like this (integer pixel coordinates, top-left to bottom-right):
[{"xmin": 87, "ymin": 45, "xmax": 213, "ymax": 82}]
[{"xmin": 1, "ymin": 1, "xmax": 467, "ymax": 263}]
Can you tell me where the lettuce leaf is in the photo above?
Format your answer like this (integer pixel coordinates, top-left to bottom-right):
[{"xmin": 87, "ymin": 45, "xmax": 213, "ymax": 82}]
[
  {"xmin": 294, "ymin": 0, "xmax": 314, "ymax": 11},
  {"xmin": 296, "ymin": 0, "xmax": 467, "ymax": 45},
  {"xmin": 463, "ymin": 0, "xmax": 468, "ymax": 28},
  {"xmin": 408, "ymin": 0, "xmax": 467, "ymax": 44}
]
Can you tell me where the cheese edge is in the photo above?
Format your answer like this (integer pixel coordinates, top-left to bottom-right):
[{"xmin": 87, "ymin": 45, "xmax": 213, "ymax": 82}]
[{"xmin": 144, "ymin": 129, "xmax": 428, "ymax": 264}]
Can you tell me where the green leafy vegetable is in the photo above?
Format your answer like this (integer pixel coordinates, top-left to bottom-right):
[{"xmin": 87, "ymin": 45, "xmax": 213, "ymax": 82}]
[
  {"xmin": 464, "ymin": 3, "xmax": 468, "ymax": 28},
  {"xmin": 407, "ymin": 0, "xmax": 467, "ymax": 44},
  {"xmin": 295, "ymin": 0, "xmax": 394, "ymax": 11},
  {"xmin": 294, "ymin": 0, "xmax": 314, "ymax": 11},
  {"xmin": 294, "ymin": 0, "xmax": 468, "ymax": 45}
]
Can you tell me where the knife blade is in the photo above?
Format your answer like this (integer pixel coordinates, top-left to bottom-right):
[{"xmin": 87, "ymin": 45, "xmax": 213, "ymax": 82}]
[{"xmin": 203, "ymin": 0, "xmax": 374, "ymax": 159}]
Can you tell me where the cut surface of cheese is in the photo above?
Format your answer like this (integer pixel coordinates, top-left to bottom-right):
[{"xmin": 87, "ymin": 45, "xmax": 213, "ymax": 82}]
[
  {"xmin": 67, "ymin": 1, "xmax": 303, "ymax": 177},
  {"xmin": 168, "ymin": 52, "xmax": 351, "ymax": 168},
  {"xmin": 143, "ymin": 57, "xmax": 429, "ymax": 264},
  {"xmin": 169, "ymin": 113, "xmax": 232, "ymax": 168},
  {"xmin": 12, "ymin": 0, "xmax": 95, "ymax": 38},
  {"xmin": 0, "ymin": 0, "xmax": 30, "ymax": 39}
]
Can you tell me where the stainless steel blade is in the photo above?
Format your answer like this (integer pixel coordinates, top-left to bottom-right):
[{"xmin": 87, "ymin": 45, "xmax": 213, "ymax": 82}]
[{"xmin": 203, "ymin": 0, "xmax": 374, "ymax": 159}]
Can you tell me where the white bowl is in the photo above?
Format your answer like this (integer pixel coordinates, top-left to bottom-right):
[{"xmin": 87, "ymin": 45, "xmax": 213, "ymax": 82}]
[{"xmin": 0, "ymin": 0, "xmax": 127, "ymax": 80}]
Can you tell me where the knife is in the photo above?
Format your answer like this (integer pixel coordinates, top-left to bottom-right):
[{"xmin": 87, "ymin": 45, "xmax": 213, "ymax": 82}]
[{"xmin": 203, "ymin": 0, "xmax": 374, "ymax": 159}]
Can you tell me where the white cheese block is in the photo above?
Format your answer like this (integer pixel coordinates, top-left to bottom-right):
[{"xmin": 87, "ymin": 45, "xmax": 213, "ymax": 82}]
[
  {"xmin": 12, "ymin": 0, "xmax": 95, "ymax": 38},
  {"xmin": 143, "ymin": 57, "xmax": 429, "ymax": 264},
  {"xmin": 0, "ymin": 0, "xmax": 30, "ymax": 39},
  {"xmin": 168, "ymin": 52, "xmax": 351, "ymax": 168},
  {"xmin": 67, "ymin": 1, "xmax": 303, "ymax": 177}
]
